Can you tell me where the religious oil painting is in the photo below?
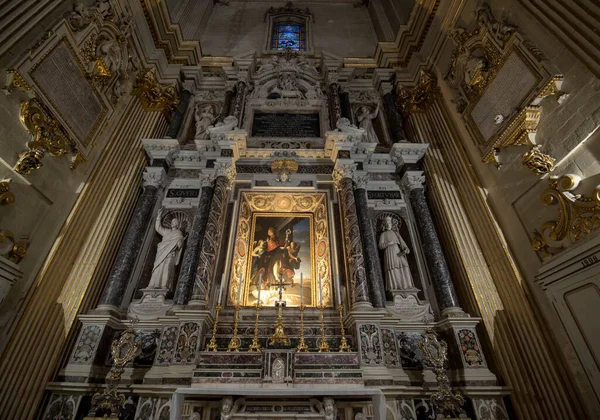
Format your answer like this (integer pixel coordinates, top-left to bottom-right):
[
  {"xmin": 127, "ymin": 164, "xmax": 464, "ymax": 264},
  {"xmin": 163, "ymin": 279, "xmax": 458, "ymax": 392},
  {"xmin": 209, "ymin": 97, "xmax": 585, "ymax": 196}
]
[
  {"xmin": 228, "ymin": 192, "xmax": 333, "ymax": 308},
  {"xmin": 246, "ymin": 213, "xmax": 314, "ymax": 307}
]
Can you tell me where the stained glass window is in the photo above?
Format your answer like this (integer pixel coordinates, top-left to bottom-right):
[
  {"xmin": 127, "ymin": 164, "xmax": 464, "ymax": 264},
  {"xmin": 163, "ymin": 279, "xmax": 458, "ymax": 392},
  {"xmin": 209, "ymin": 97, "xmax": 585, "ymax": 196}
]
[{"xmin": 271, "ymin": 22, "xmax": 306, "ymax": 51}]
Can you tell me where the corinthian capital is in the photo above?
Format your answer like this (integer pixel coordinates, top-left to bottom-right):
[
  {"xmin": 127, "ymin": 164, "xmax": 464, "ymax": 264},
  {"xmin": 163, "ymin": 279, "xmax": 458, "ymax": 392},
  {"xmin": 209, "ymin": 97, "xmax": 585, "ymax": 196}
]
[
  {"xmin": 353, "ymin": 174, "xmax": 369, "ymax": 190},
  {"xmin": 400, "ymin": 171, "xmax": 426, "ymax": 191},
  {"xmin": 215, "ymin": 161, "xmax": 237, "ymax": 187},
  {"xmin": 142, "ymin": 167, "xmax": 166, "ymax": 189}
]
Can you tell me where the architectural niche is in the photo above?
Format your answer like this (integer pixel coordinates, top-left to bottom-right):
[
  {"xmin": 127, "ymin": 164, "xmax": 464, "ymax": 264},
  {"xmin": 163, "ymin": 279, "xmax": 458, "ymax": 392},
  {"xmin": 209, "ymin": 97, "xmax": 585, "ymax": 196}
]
[
  {"xmin": 444, "ymin": 4, "xmax": 565, "ymax": 174},
  {"xmin": 532, "ymin": 175, "xmax": 600, "ymax": 257}
]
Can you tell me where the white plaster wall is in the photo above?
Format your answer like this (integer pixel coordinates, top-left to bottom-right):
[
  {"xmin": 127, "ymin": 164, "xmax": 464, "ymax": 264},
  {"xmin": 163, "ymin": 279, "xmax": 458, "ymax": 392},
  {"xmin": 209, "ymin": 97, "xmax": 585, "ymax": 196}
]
[{"xmin": 200, "ymin": 1, "xmax": 378, "ymax": 57}]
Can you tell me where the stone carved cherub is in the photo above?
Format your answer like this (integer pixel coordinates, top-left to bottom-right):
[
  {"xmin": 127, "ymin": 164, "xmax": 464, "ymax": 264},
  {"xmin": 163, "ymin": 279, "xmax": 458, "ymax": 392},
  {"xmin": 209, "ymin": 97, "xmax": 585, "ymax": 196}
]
[
  {"xmin": 311, "ymin": 397, "xmax": 337, "ymax": 420},
  {"xmin": 220, "ymin": 396, "xmax": 245, "ymax": 420}
]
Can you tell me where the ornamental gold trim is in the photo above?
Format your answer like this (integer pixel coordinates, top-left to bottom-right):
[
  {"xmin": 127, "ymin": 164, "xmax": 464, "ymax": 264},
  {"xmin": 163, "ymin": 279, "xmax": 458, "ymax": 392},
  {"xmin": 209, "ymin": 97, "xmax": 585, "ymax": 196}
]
[
  {"xmin": 532, "ymin": 175, "xmax": 600, "ymax": 257},
  {"xmin": 4, "ymin": 69, "xmax": 32, "ymax": 93},
  {"xmin": 395, "ymin": 70, "xmax": 440, "ymax": 116},
  {"xmin": 132, "ymin": 68, "xmax": 179, "ymax": 117},
  {"xmin": 0, "ymin": 179, "xmax": 16, "ymax": 205},
  {"xmin": 14, "ymin": 98, "xmax": 77, "ymax": 175}
]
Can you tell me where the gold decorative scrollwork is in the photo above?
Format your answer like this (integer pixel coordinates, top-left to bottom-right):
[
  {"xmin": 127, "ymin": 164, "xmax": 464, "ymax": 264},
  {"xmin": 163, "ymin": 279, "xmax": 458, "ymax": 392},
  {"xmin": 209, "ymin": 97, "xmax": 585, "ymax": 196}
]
[
  {"xmin": 522, "ymin": 145, "xmax": 555, "ymax": 175},
  {"xmin": 395, "ymin": 70, "xmax": 440, "ymax": 116},
  {"xmin": 532, "ymin": 175, "xmax": 600, "ymax": 257},
  {"xmin": 8, "ymin": 236, "xmax": 29, "ymax": 264},
  {"xmin": 4, "ymin": 69, "xmax": 32, "ymax": 93},
  {"xmin": 14, "ymin": 98, "xmax": 76, "ymax": 175},
  {"xmin": 132, "ymin": 68, "xmax": 179, "ymax": 117},
  {"xmin": 0, "ymin": 179, "xmax": 15, "ymax": 205}
]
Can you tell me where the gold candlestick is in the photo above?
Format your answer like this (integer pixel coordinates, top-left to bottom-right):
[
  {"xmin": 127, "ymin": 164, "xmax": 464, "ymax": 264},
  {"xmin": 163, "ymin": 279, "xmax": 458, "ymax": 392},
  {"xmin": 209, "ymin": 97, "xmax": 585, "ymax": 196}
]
[
  {"xmin": 337, "ymin": 305, "xmax": 351, "ymax": 352},
  {"xmin": 205, "ymin": 304, "xmax": 222, "ymax": 351},
  {"xmin": 317, "ymin": 304, "xmax": 330, "ymax": 352},
  {"xmin": 296, "ymin": 304, "xmax": 308, "ymax": 352},
  {"xmin": 248, "ymin": 304, "xmax": 262, "ymax": 352},
  {"xmin": 269, "ymin": 302, "xmax": 290, "ymax": 345},
  {"xmin": 227, "ymin": 304, "xmax": 241, "ymax": 352}
]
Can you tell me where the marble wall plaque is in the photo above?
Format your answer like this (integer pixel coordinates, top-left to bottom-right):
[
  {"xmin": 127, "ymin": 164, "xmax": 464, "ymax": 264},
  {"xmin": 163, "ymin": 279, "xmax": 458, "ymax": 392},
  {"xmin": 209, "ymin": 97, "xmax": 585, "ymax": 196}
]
[
  {"xmin": 166, "ymin": 188, "xmax": 200, "ymax": 198},
  {"xmin": 30, "ymin": 38, "xmax": 106, "ymax": 150},
  {"xmin": 251, "ymin": 112, "xmax": 320, "ymax": 138},
  {"xmin": 470, "ymin": 51, "xmax": 538, "ymax": 144}
]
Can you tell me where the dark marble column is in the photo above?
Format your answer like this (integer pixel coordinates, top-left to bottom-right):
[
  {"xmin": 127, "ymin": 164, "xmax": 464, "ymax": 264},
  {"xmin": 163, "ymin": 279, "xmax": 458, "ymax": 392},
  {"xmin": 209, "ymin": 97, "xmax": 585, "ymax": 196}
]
[
  {"xmin": 190, "ymin": 171, "xmax": 232, "ymax": 304},
  {"xmin": 329, "ymin": 83, "xmax": 342, "ymax": 127},
  {"xmin": 173, "ymin": 179, "xmax": 214, "ymax": 305},
  {"xmin": 98, "ymin": 168, "xmax": 164, "ymax": 308},
  {"xmin": 353, "ymin": 181, "xmax": 386, "ymax": 308},
  {"xmin": 405, "ymin": 176, "xmax": 459, "ymax": 310},
  {"xmin": 165, "ymin": 89, "xmax": 192, "ymax": 139},
  {"xmin": 231, "ymin": 81, "xmax": 247, "ymax": 127},
  {"xmin": 219, "ymin": 88, "xmax": 235, "ymax": 122},
  {"xmin": 383, "ymin": 92, "xmax": 407, "ymax": 143},
  {"xmin": 339, "ymin": 91, "xmax": 353, "ymax": 124},
  {"xmin": 336, "ymin": 173, "xmax": 372, "ymax": 309}
]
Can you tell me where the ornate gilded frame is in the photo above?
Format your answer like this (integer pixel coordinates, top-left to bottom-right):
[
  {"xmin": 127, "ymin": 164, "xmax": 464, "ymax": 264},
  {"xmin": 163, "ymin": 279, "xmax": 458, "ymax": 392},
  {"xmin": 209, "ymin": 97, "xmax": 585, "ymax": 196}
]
[{"xmin": 228, "ymin": 191, "xmax": 333, "ymax": 307}]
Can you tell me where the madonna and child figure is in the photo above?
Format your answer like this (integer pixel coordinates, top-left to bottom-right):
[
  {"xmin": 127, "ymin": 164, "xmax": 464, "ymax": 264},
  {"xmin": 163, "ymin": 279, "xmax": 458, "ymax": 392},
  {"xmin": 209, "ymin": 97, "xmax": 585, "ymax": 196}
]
[{"xmin": 147, "ymin": 209, "xmax": 185, "ymax": 290}]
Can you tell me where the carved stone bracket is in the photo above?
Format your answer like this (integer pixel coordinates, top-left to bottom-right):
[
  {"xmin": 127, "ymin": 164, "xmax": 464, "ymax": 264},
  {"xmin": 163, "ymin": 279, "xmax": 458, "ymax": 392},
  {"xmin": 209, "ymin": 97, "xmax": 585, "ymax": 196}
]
[{"xmin": 532, "ymin": 175, "xmax": 600, "ymax": 258}]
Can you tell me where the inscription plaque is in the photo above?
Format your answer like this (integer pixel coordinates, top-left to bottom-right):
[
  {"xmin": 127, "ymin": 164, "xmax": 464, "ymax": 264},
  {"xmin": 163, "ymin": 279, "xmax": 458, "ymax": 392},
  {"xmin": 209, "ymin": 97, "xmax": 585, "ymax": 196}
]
[
  {"xmin": 251, "ymin": 112, "xmax": 320, "ymax": 138},
  {"xmin": 166, "ymin": 189, "xmax": 200, "ymax": 198}
]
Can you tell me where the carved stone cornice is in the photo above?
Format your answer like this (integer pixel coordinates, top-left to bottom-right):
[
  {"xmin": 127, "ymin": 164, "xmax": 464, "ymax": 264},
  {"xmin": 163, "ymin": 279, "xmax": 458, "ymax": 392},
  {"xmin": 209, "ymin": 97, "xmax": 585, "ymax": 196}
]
[
  {"xmin": 132, "ymin": 68, "xmax": 179, "ymax": 117},
  {"xmin": 532, "ymin": 175, "xmax": 600, "ymax": 258},
  {"xmin": 395, "ymin": 70, "xmax": 440, "ymax": 116},
  {"xmin": 142, "ymin": 167, "xmax": 166, "ymax": 189}
]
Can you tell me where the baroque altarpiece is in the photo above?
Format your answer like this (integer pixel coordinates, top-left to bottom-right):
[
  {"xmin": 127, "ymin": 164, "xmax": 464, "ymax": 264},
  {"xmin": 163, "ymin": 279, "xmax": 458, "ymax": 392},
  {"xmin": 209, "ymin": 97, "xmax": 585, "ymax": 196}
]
[{"xmin": 41, "ymin": 18, "xmax": 510, "ymax": 420}]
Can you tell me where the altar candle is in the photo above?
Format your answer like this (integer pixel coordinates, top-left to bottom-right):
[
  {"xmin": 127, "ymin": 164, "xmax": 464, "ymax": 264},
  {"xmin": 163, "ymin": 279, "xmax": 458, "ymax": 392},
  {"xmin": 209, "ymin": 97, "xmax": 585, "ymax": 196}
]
[
  {"xmin": 300, "ymin": 273, "xmax": 303, "ymax": 305},
  {"xmin": 318, "ymin": 273, "xmax": 323, "ymax": 306},
  {"xmin": 237, "ymin": 274, "xmax": 243, "ymax": 305},
  {"xmin": 257, "ymin": 273, "xmax": 262, "ymax": 305},
  {"xmin": 336, "ymin": 274, "xmax": 342, "ymax": 306},
  {"xmin": 218, "ymin": 274, "xmax": 224, "ymax": 304}
]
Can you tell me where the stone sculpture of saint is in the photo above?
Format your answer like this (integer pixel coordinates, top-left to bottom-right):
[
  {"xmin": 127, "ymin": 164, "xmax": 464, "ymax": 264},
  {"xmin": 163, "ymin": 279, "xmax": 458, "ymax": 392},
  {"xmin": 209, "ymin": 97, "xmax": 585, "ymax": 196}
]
[
  {"xmin": 194, "ymin": 104, "xmax": 216, "ymax": 140},
  {"xmin": 378, "ymin": 216, "xmax": 414, "ymax": 291},
  {"xmin": 356, "ymin": 103, "xmax": 380, "ymax": 143},
  {"xmin": 147, "ymin": 208, "xmax": 184, "ymax": 290}
]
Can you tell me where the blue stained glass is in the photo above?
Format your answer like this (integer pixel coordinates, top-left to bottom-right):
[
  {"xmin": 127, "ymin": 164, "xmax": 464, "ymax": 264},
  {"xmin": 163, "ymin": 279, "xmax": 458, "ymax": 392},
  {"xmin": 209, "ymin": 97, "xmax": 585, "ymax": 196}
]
[{"xmin": 271, "ymin": 22, "xmax": 306, "ymax": 51}]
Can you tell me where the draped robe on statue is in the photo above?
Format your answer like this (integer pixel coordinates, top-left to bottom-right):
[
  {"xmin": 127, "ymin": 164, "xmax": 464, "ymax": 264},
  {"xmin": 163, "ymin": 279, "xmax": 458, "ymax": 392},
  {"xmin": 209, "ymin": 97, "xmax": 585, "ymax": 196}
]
[
  {"xmin": 148, "ymin": 218, "xmax": 184, "ymax": 289},
  {"xmin": 378, "ymin": 228, "xmax": 414, "ymax": 290}
]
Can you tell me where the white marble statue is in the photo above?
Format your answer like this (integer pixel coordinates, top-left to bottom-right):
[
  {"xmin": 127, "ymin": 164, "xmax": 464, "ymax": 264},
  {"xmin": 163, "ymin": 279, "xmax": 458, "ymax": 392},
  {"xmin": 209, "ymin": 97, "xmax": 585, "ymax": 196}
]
[
  {"xmin": 147, "ymin": 209, "xmax": 184, "ymax": 289},
  {"xmin": 378, "ymin": 216, "xmax": 414, "ymax": 291},
  {"xmin": 194, "ymin": 104, "xmax": 216, "ymax": 140},
  {"xmin": 356, "ymin": 103, "xmax": 380, "ymax": 143}
]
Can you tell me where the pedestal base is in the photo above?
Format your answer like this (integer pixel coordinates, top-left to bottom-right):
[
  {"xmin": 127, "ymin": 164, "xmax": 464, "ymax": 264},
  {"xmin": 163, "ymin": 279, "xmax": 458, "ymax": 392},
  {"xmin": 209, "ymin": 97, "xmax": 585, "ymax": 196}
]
[
  {"xmin": 128, "ymin": 288, "xmax": 173, "ymax": 320},
  {"xmin": 388, "ymin": 289, "xmax": 434, "ymax": 322}
]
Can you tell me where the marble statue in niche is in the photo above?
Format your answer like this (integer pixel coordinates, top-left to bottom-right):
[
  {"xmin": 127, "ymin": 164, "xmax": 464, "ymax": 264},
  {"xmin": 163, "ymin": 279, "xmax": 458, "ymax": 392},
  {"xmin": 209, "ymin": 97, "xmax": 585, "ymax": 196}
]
[
  {"xmin": 194, "ymin": 103, "xmax": 217, "ymax": 140},
  {"xmin": 272, "ymin": 357, "xmax": 285, "ymax": 383},
  {"xmin": 378, "ymin": 216, "xmax": 414, "ymax": 291},
  {"xmin": 147, "ymin": 208, "xmax": 185, "ymax": 289},
  {"xmin": 356, "ymin": 103, "xmax": 380, "ymax": 143}
]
